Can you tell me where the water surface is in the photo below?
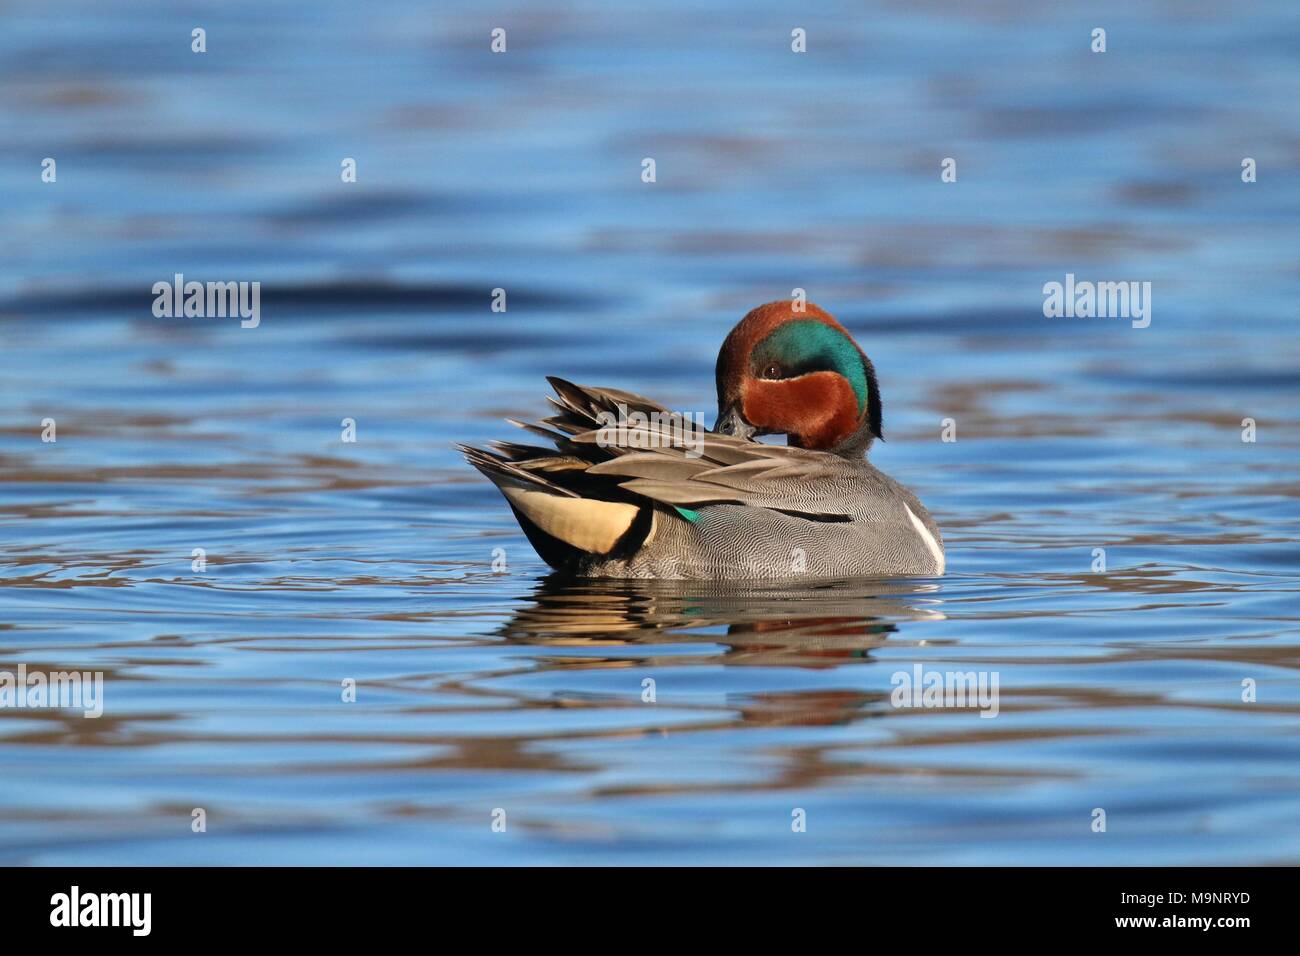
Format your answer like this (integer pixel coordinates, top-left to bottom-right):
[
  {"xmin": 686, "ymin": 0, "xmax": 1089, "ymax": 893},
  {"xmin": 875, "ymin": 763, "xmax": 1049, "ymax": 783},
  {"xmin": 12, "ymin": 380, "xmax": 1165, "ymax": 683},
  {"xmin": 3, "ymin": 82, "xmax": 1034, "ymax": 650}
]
[{"xmin": 1, "ymin": 0, "xmax": 1299, "ymax": 864}]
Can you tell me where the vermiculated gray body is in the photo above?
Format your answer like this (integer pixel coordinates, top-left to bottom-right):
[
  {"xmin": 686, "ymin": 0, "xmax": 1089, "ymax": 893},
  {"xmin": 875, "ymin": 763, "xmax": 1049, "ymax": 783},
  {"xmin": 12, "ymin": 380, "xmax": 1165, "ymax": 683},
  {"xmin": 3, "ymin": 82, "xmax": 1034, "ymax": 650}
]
[
  {"xmin": 461, "ymin": 379, "xmax": 944, "ymax": 581},
  {"xmin": 582, "ymin": 459, "xmax": 942, "ymax": 579}
]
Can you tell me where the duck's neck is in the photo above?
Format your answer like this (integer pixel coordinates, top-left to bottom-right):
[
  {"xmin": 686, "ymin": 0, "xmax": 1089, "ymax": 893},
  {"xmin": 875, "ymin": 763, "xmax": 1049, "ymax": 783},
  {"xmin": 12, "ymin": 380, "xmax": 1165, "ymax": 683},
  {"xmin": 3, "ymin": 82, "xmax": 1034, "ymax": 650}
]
[{"xmin": 823, "ymin": 422, "xmax": 875, "ymax": 459}]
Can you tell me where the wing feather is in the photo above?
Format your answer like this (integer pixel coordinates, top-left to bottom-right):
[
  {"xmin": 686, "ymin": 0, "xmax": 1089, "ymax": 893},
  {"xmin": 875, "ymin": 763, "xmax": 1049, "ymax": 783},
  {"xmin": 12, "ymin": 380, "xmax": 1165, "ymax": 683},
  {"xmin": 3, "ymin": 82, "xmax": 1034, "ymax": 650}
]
[{"xmin": 463, "ymin": 379, "xmax": 855, "ymax": 527}]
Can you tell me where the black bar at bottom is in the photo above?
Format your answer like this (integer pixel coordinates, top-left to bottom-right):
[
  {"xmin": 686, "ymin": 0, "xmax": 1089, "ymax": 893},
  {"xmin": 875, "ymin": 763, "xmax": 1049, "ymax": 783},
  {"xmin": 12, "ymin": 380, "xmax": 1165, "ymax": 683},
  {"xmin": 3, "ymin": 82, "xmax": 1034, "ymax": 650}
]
[{"xmin": 0, "ymin": 866, "xmax": 1281, "ymax": 940}]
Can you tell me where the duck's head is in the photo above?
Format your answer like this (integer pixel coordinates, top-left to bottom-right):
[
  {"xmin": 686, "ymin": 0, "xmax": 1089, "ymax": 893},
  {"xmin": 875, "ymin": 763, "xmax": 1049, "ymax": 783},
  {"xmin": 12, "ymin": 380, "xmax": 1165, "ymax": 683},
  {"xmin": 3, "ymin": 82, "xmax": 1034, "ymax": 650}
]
[{"xmin": 713, "ymin": 300, "xmax": 882, "ymax": 458}]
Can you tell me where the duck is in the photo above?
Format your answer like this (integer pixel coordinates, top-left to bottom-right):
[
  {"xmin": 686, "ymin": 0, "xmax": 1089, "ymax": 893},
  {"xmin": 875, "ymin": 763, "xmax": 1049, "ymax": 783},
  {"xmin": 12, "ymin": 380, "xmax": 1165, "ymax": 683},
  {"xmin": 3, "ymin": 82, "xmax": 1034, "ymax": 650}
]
[{"xmin": 460, "ymin": 300, "xmax": 944, "ymax": 579}]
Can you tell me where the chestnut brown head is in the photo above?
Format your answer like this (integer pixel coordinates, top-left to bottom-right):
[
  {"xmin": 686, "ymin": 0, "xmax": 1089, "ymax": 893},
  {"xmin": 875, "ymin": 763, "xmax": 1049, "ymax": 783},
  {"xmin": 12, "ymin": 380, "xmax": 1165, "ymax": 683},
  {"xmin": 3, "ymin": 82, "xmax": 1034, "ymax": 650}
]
[{"xmin": 713, "ymin": 300, "xmax": 882, "ymax": 457}]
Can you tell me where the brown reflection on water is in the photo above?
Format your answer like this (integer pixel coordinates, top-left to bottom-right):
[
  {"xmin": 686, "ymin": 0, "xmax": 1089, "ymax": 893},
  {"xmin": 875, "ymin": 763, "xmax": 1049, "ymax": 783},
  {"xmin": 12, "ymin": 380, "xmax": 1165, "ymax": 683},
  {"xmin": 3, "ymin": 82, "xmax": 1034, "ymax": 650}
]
[{"xmin": 499, "ymin": 574, "xmax": 946, "ymax": 669}]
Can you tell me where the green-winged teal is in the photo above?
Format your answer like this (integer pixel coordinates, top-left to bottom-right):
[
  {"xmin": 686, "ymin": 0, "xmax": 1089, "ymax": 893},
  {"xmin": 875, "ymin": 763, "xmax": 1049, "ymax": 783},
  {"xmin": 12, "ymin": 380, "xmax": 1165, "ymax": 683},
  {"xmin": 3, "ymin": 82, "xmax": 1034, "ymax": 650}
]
[{"xmin": 461, "ymin": 300, "xmax": 944, "ymax": 579}]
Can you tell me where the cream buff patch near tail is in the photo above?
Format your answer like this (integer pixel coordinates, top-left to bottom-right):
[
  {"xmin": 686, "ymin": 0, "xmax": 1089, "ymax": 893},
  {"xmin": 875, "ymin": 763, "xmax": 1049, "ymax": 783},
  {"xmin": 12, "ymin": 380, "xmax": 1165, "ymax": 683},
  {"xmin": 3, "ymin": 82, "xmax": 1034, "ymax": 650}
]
[{"xmin": 500, "ymin": 485, "xmax": 641, "ymax": 555}]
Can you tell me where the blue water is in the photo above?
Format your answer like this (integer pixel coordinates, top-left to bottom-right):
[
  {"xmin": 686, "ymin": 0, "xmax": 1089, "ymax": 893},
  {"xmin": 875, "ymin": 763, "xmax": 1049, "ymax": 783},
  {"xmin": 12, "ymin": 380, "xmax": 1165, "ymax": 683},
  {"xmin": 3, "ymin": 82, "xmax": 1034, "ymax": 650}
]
[{"xmin": 1, "ymin": 0, "xmax": 1298, "ymax": 865}]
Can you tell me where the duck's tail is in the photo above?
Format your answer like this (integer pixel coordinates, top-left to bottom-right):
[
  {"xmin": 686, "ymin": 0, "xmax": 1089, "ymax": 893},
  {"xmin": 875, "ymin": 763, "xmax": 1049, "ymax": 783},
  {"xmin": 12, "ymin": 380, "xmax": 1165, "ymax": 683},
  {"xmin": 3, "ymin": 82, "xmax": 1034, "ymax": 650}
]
[
  {"xmin": 459, "ymin": 441, "xmax": 652, "ymax": 565},
  {"xmin": 457, "ymin": 378, "xmax": 673, "ymax": 568}
]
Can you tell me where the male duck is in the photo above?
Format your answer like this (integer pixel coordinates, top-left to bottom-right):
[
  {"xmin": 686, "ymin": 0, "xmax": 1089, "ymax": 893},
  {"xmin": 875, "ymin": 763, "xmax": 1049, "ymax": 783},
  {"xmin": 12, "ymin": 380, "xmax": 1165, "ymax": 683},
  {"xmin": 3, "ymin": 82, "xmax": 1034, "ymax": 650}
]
[{"xmin": 461, "ymin": 300, "xmax": 944, "ymax": 579}]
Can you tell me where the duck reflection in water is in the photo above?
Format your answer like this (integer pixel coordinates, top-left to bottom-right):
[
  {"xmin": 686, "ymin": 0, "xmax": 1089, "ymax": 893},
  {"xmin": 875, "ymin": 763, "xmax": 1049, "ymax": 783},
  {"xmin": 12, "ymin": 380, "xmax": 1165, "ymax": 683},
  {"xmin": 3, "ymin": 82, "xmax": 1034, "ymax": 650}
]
[{"xmin": 496, "ymin": 574, "xmax": 947, "ymax": 727}]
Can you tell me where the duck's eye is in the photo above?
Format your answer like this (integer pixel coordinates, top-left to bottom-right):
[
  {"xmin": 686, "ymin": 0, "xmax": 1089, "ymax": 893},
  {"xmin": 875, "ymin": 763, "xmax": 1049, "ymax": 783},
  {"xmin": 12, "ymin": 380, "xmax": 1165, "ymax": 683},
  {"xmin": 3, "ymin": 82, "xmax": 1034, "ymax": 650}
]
[{"xmin": 761, "ymin": 362, "xmax": 782, "ymax": 379}]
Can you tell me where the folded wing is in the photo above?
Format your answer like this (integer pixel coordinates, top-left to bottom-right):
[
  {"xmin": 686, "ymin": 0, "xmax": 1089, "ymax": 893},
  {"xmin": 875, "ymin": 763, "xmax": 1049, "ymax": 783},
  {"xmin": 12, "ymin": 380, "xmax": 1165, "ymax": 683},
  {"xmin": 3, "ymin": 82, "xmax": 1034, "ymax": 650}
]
[{"xmin": 459, "ymin": 378, "xmax": 853, "ymax": 563}]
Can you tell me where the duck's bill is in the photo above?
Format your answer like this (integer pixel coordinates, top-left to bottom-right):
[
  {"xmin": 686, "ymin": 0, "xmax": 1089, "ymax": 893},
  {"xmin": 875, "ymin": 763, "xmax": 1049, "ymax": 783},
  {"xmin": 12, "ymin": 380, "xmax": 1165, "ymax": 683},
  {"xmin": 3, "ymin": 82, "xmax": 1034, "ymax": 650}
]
[{"xmin": 713, "ymin": 406, "xmax": 756, "ymax": 440}]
